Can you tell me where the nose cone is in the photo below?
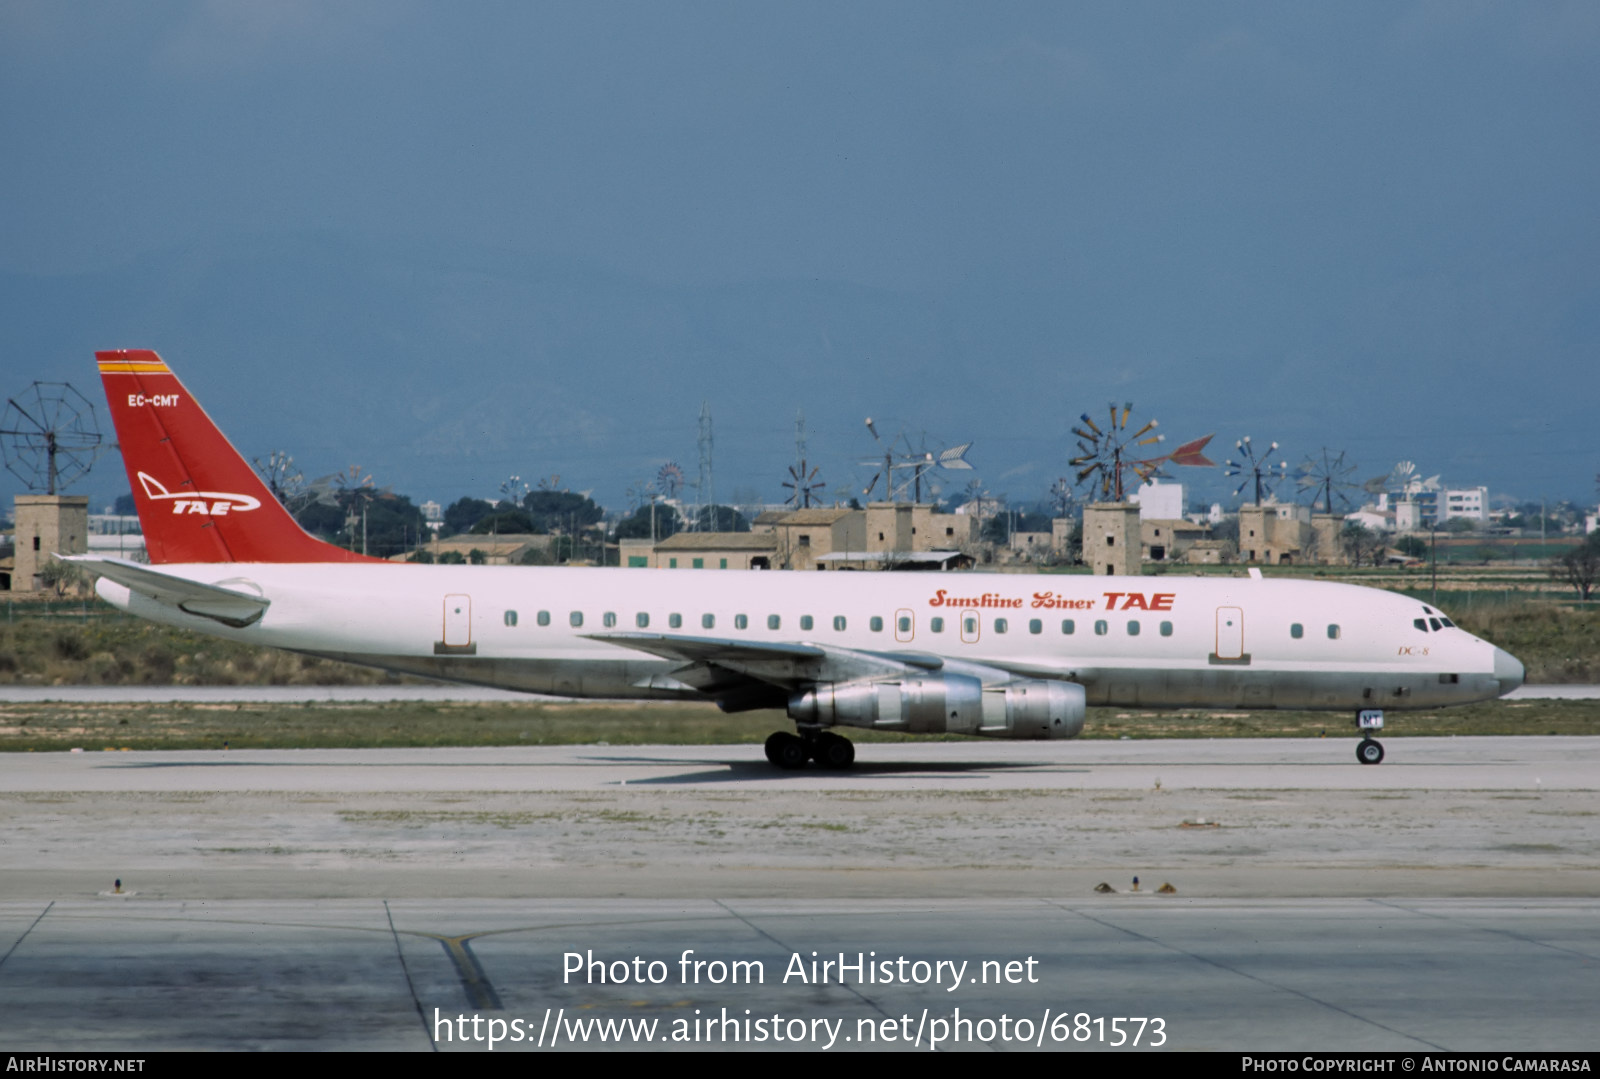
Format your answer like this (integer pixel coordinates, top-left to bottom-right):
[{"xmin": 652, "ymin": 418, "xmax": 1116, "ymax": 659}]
[{"xmin": 1494, "ymin": 647, "xmax": 1525, "ymax": 696}]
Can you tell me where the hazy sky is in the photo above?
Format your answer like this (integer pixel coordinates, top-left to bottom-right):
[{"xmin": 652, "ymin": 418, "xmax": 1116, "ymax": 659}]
[{"xmin": 2, "ymin": 2, "xmax": 1596, "ymax": 515}]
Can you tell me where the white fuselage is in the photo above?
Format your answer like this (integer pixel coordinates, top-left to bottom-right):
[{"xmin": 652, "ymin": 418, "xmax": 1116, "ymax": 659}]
[{"xmin": 95, "ymin": 564, "xmax": 1521, "ymax": 718}]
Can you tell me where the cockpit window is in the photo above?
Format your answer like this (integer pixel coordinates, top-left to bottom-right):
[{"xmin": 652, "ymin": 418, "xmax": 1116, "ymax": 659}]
[
  {"xmin": 1428, "ymin": 617, "xmax": 1442, "ymax": 631},
  {"xmin": 1440, "ymin": 617, "xmax": 1455, "ymax": 628},
  {"xmin": 1413, "ymin": 618, "xmax": 1428, "ymax": 632}
]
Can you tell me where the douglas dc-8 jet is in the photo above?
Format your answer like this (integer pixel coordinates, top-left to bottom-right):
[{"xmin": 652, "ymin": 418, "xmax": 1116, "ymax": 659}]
[{"xmin": 74, "ymin": 350, "xmax": 1524, "ymax": 768}]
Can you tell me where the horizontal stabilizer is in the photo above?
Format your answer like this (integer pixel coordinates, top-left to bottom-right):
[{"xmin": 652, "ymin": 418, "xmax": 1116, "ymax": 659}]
[{"xmin": 68, "ymin": 556, "xmax": 270, "ymax": 628}]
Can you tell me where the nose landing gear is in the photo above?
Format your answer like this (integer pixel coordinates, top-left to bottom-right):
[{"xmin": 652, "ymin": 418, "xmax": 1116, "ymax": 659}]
[{"xmin": 1356, "ymin": 708, "xmax": 1385, "ymax": 765}]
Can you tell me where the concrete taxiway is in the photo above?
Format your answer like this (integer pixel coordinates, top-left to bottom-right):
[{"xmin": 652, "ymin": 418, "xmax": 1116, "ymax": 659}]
[{"xmin": 2, "ymin": 737, "xmax": 1596, "ymax": 1051}]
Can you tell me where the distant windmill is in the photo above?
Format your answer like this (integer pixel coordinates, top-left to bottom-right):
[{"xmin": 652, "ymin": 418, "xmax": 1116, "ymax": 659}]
[
  {"xmin": 500, "ymin": 474, "xmax": 530, "ymax": 506},
  {"xmin": 1294, "ymin": 448, "xmax": 1362, "ymax": 514},
  {"xmin": 656, "ymin": 461, "xmax": 685, "ymax": 501},
  {"xmin": 307, "ymin": 465, "xmax": 392, "ymax": 556},
  {"xmin": 782, "ymin": 409, "xmax": 826, "ymax": 508},
  {"xmin": 1049, "ymin": 477, "xmax": 1077, "ymax": 520},
  {"xmin": 252, "ymin": 450, "xmax": 313, "ymax": 514},
  {"xmin": 1070, "ymin": 402, "xmax": 1214, "ymax": 502},
  {"xmin": 1, "ymin": 381, "xmax": 102, "ymax": 495},
  {"xmin": 860, "ymin": 417, "xmax": 973, "ymax": 503},
  {"xmin": 1224, "ymin": 436, "xmax": 1288, "ymax": 504}
]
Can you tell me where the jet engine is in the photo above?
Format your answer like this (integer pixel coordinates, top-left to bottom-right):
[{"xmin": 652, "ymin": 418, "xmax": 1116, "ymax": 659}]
[{"xmin": 788, "ymin": 675, "xmax": 1085, "ymax": 740}]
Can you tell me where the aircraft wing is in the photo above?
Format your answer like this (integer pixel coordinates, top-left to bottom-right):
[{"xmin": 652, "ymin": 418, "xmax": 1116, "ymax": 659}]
[
  {"xmin": 584, "ymin": 631, "xmax": 924, "ymax": 688},
  {"xmin": 582, "ymin": 631, "xmax": 1075, "ymax": 709},
  {"xmin": 67, "ymin": 556, "xmax": 270, "ymax": 628}
]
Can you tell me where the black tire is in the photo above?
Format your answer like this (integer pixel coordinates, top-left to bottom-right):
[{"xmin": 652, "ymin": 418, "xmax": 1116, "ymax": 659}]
[
  {"xmin": 813, "ymin": 732, "xmax": 856, "ymax": 769},
  {"xmin": 766, "ymin": 732, "xmax": 808, "ymax": 770},
  {"xmin": 1356, "ymin": 738, "xmax": 1385, "ymax": 765}
]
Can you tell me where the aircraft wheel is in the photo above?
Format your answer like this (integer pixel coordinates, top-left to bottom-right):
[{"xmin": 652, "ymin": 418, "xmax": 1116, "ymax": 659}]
[
  {"xmin": 765, "ymin": 731, "xmax": 808, "ymax": 770},
  {"xmin": 1356, "ymin": 738, "xmax": 1385, "ymax": 765},
  {"xmin": 812, "ymin": 732, "xmax": 856, "ymax": 769}
]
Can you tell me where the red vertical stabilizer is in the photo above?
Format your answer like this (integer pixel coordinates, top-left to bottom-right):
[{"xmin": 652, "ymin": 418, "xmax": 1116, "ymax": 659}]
[{"xmin": 96, "ymin": 350, "xmax": 382, "ymax": 564}]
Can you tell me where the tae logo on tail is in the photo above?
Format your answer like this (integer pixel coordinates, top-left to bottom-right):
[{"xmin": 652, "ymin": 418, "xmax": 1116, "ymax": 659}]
[{"xmin": 138, "ymin": 472, "xmax": 262, "ymax": 516}]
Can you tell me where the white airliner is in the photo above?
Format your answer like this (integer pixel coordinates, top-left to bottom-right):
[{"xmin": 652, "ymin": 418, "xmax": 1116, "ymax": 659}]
[{"xmin": 74, "ymin": 350, "xmax": 1523, "ymax": 768}]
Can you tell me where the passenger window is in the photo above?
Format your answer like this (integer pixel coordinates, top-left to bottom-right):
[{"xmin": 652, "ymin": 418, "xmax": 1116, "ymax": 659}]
[
  {"xmin": 669, "ymin": 613, "xmax": 683, "ymax": 629},
  {"xmin": 603, "ymin": 612, "xmax": 617, "ymax": 628},
  {"xmin": 930, "ymin": 617, "xmax": 944, "ymax": 633},
  {"xmin": 767, "ymin": 614, "xmax": 780, "ymax": 630},
  {"xmin": 1061, "ymin": 619, "xmax": 1075, "ymax": 635},
  {"xmin": 636, "ymin": 612, "xmax": 649, "ymax": 629},
  {"xmin": 1160, "ymin": 621, "xmax": 1173, "ymax": 637},
  {"xmin": 833, "ymin": 616, "xmax": 847, "ymax": 631},
  {"xmin": 898, "ymin": 616, "xmax": 911, "ymax": 633},
  {"xmin": 1327, "ymin": 624, "xmax": 1340, "ymax": 639},
  {"xmin": 994, "ymin": 618, "xmax": 1008, "ymax": 634},
  {"xmin": 504, "ymin": 610, "xmax": 518, "ymax": 627},
  {"xmin": 537, "ymin": 610, "xmax": 551, "ymax": 627},
  {"xmin": 570, "ymin": 612, "xmax": 583, "ymax": 628},
  {"xmin": 735, "ymin": 614, "xmax": 748, "ymax": 630},
  {"xmin": 801, "ymin": 615, "xmax": 814, "ymax": 631},
  {"xmin": 1290, "ymin": 623, "xmax": 1303, "ymax": 639},
  {"xmin": 1127, "ymin": 620, "xmax": 1140, "ymax": 636},
  {"xmin": 1029, "ymin": 619, "xmax": 1042, "ymax": 635},
  {"xmin": 702, "ymin": 614, "xmax": 715, "ymax": 629},
  {"xmin": 963, "ymin": 617, "xmax": 977, "ymax": 635},
  {"xmin": 1094, "ymin": 620, "xmax": 1108, "ymax": 636},
  {"xmin": 869, "ymin": 616, "xmax": 883, "ymax": 632}
]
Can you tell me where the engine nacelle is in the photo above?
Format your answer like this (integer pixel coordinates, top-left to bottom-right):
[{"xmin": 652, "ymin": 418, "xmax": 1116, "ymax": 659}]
[{"xmin": 789, "ymin": 676, "xmax": 1085, "ymax": 740}]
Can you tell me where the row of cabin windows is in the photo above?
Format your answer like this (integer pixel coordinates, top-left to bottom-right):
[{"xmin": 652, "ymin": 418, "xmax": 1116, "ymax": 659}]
[
  {"xmin": 502, "ymin": 610, "xmax": 1187, "ymax": 638},
  {"xmin": 1289, "ymin": 624, "xmax": 1344, "ymax": 639},
  {"xmin": 505, "ymin": 610, "xmax": 1352, "ymax": 642}
]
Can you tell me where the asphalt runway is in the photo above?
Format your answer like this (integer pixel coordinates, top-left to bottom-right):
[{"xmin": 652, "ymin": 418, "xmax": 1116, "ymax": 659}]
[{"xmin": 2, "ymin": 737, "xmax": 1596, "ymax": 1052}]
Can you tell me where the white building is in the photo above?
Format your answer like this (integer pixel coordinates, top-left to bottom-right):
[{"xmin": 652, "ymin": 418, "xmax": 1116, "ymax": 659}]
[
  {"xmin": 1438, "ymin": 487, "xmax": 1489, "ymax": 525},
  {"xmin": 1129, "ymin": 481, "xmax": 1183, "ymax": 520}
]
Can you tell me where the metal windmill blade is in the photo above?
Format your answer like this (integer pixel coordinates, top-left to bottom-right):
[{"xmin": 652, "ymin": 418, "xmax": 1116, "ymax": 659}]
[
  {"xmin": 859, "ymin": 417, "xmax": 974, "ymax": 503},
  {"xmin": 1223, "ymin": 435, "xmax": 1288, "ymax": 504},
  {"xmin": 783, "ymin": 461, "xmax": 825, "ymax": 508},
  {"xmin": 1, "ymin": 381, "xmax": 102, "ymax": 495},
  {"xmin": 1068, "ymin": 401, "xmax": 1166, "ymax": 502},
  {"xmin": 1294, "ymin": 448, "xmax": 1361, "ymax": 514},
  {"xmin": 1049, "ymin": 477, "xmax": 1077, "ymax": 519},
  {"xmin": 252, "ymin": 450, "xmax": 313, "ymax": 513},
  {"xmin": 656, "ymin": 461, "xmax": 684, "ymax": 501}
]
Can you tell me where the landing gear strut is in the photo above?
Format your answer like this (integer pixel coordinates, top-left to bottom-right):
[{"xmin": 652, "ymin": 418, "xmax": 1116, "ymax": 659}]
[
  {"xmin": 763, "ymin": 729, "xmax": 855, "ymax": 770},
  {"xmin": 1356, "ymin": 708, "xmax": 1385, "ymax": 765}
]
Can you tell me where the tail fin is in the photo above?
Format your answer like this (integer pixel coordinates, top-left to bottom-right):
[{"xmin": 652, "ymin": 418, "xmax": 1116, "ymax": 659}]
[{"xmin": 96, "ymin": 350, "xmax": 380, "ymax": 564}]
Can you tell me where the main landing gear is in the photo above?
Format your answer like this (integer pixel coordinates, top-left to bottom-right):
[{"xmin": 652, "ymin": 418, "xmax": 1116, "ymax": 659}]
[
  {"xmin": 764, "ymin": 730, "xmax": 855, "ymax": 770},
  {"xmin": 1355, "ymin": 708, "xmax": 1385, "ymax": 765}
]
